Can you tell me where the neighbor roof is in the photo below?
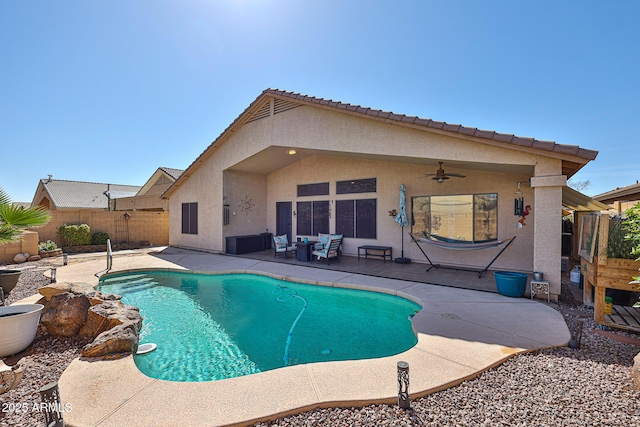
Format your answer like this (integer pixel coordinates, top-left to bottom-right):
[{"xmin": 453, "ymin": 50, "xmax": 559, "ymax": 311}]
[
  {"xmin": 159, "ymin": 167, "xmax": 184, "ymax": 180},
  {"xmin": 593, "ymin": 181, "xmax": 640, "ymax": 204},
  {"xmin": 164, "ymin": 88, "xmax": 599, "ymax": 198},
  {"xmin": 35, "ymin": 179, "xmax": 141, "ymax": 209}
]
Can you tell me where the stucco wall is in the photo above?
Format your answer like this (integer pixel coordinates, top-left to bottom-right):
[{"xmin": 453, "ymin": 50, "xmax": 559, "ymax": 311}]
[
  {"xmin": 267, "ymin": 154, "xmax": 534, "ymax": 272},
  {"xmin": 168, "ymin": 102, "xmax": 571, "ymax": 290}
]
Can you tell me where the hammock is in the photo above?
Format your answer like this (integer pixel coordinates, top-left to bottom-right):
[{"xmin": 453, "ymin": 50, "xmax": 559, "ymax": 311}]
[
  {"xmin": 418, "ymin": 233, "xmax": 512, "ymax": 251},
  {"xmin": 410, "ymin": 233, "xmax": 516, "ymax": 278}
]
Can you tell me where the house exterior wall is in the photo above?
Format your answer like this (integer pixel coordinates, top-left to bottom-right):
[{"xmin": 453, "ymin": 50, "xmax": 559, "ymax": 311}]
[
  {"xmin": 169, "ymin": 105, "xmax": 545, "ymax": 271},
  {"xmin": 267, "ymin": 154, "xmax": 535, "ymax": 271},
  {"xmin": 112, "ymin": 194, "xmax": 169, "ymax": 211},
  {"xmin": 223, "ymin": 171, "xmax": 268, "ymax": 239}
]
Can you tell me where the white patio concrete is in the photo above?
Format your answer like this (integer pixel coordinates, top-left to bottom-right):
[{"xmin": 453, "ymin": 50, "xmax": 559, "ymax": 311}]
[{"xmin": 54, "ymin": 247, "xmax": 569, "ymax": 427}]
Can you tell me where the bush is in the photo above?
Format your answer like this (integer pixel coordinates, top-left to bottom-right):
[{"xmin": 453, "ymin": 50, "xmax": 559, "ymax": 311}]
[
  {"xmin": 91, "ymin": 232, "xmax": 110, "ymax": 245},
  {"xmin": 58, "ymin": 224, "xmax": 91, "ymax": 246},
  {"xmin": 607, "ymin": 217, "xmax": 636, "ymax": 259},
  {"xmin": 38, "ymin": 240, "xmax": 58, "ymax": 252}
]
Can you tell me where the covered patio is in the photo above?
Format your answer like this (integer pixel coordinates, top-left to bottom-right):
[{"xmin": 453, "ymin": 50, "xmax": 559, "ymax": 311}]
[{"xmin": 235, "ymin": 247, "xmax": 509, "ymax": 295}]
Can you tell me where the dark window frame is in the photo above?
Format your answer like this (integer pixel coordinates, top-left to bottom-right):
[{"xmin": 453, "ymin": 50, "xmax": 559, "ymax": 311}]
[
  {"xmin": 335, "ymin": 198, "xmax": 377, "ymax": 239},
  {"xmin": 181, "ymin": 202, "xmax": 198, "ymax": 235},
  {"xmin": 296, "ymin": 200, "xmax": 330, "ymax": 235},
  {"xmin": 336, "ymin": 178, "xmax": 377, "ymax": 195},
  {"xmin": 297, "ymin": 182, "xmax": 330, "ymax": 197}
]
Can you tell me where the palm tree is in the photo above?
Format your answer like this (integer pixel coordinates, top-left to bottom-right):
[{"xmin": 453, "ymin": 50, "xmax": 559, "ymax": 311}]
[{"xmin": 0, "ymin": 187, "xmax": 51, "ymax": 245}]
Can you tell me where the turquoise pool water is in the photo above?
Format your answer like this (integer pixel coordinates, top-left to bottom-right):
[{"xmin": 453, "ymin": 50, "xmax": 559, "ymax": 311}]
[{"xmin": 98, "ymin": 271, "xmax": 420, "ymax": 382}]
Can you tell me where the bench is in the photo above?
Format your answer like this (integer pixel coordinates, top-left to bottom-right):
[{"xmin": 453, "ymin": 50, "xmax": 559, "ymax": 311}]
[{"xmin": 358, "ymin": 245, "xmax": 393, "ymax": 263}]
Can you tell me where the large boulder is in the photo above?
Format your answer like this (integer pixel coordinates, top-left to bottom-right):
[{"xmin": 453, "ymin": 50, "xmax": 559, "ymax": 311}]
[
  {"xmin": 79, "ymin": 300, "xmax": 142, "ymax": 338},
  {"xmin": 81, "ymin": 323, "xmax": 139, "ymax": 358},
  {"xmin": 40, "ymin": 293, "xmax": 91, "ymax": 336}
]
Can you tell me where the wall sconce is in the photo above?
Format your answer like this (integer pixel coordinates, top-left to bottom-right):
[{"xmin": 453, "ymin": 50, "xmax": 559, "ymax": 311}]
[
  {"xmin": 293, "ymin": 210, "xmax": 296, "ymax": 217},
  {"xmin": 123, "ymin": 212, "xmax": 131, "ymax": 220},
  {"xmin": 389, "ymin": 209, "xmax": 398, "ymax": 217},
  {"xmin": 288, "ymin": 149, "xmax": 297, "ymax": 155}
]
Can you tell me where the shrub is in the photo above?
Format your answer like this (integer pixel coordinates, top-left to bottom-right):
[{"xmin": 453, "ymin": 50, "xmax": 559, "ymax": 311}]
[
  {"xmin": 58, "ymin": 224, "xmax": 91, "ymax": 246},
  {"xmin": 38, "ymin": 240, "xmax": 58, "ymax": 252},
  {"xmin": 607, "ymin": 217, "xmax": 636, "ymax": 259},
  {"xmin": 91, "ymin": 232, "xmax": 110, "ymax": 245}
]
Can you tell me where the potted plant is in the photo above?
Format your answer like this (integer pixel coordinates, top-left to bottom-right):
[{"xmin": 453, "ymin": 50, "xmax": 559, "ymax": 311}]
[{"xmin": 0, "ymin": 186, "xmax": 51, "ymax": 294}]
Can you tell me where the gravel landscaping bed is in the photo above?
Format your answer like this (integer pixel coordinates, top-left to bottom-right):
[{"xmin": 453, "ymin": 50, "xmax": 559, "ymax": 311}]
[{"xmin": 1, "ymin": 260, "xmax": 639, "ymax": 427}]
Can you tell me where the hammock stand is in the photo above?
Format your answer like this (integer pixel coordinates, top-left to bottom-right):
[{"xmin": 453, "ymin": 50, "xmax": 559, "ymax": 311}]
[{"xmin": 409, "ymin": 233, "xmax": 516, "ymax": 278}]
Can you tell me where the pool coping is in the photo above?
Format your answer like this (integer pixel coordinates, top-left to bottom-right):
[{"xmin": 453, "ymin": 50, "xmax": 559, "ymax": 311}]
[{"xmin": 52, "ymin": 252, "xmax": 570, "ymax": 427}]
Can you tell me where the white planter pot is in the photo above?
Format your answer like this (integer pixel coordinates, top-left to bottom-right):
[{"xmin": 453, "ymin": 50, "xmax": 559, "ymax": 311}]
[{"xmin": 0, "ymin": 304, "xmax": 44, "ymax": 357}]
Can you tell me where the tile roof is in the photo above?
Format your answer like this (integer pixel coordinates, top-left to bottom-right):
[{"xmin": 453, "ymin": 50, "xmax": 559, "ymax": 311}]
[
  {"xmin": 593, "ymin": 180, "xmax": 640, "ymax": 203},
  {"xmin": 39, "ymin": 179, "xmax": 141, "ymax": 209},
  {"xmin": 165, "ymin": 88, "xmax": 599, "ymax": 197},
  {"xmin": 159, "ymin": 167, "xmax": 184, "ymax": 180},
  {"xmin": 263, "ymin": 89, "xmax": 598, "ymax": 161}
]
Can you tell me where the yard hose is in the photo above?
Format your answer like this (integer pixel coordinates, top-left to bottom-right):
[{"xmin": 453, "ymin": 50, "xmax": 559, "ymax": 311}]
[{"xmin": 273, "ymin": 285, "xmax": 308, "ymax": 367}]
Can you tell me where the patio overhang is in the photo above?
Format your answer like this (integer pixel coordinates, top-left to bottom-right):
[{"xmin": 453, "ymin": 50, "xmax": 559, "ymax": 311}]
[{"xmin": 562, "ymin": 186, "xmax": 610, "ymax": 212}]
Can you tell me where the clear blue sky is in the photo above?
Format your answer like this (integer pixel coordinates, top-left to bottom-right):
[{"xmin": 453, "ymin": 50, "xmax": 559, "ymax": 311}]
[{"xmin": 1, "ymin": 1, "xmax": 638, "ymax": 202}]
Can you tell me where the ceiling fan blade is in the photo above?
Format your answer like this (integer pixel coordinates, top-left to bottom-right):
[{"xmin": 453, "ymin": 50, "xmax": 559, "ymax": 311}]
[{"xmin": 447, "ymin": 173, "xmax": 466, "ymax": 178}]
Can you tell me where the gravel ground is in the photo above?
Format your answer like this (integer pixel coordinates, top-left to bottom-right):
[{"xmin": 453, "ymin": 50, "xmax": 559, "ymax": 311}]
[{"xmin": 1, "ymin": 260, "xmax": 640, "ymax": 427}]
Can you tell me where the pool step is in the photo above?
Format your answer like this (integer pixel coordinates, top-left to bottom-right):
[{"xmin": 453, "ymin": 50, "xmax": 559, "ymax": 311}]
[{"xmin": 118, "ymin": 282, "xmax": 158, "ymax": 295}]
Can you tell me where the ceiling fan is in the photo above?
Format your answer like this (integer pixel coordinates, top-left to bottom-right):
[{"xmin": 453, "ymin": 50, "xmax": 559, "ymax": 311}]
[{"xmin": 422, "ymin": 162, "xmax": 466, "ymax": 184}]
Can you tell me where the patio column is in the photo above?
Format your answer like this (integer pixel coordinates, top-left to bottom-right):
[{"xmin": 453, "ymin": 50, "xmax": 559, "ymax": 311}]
[{"xmin": 530, "ymin": 174, "xmax": 566, "ymax": 301}]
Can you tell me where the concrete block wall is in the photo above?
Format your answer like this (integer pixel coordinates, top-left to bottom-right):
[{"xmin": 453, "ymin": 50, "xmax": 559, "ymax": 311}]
[
  {"xmin": 32, "ymin": 210, "xmax": 169, "ymax": 248},
  {"xmin": 0, "ymin": 231, "xmax": 39, "ymax": 265}
]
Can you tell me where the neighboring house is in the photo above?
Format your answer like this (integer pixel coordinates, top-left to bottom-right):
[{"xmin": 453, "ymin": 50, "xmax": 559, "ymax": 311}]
[
  {"xmin": 32, "ymin": 177, "xmax": 141, "ymax": 211},
  {"xmin": 30, "ymin": 175, "xmax": 170, "ymax": 247},
  {"xmin": 593, "ymin": 181, "xmax": 640, "ymax": 214},
  {"xmin": 163, "ymin": 88, "xmax": 603, "ymax": 300},
  {"xmin": 112, "ymin": 167, "xmax": 184, "ymax": 212}
]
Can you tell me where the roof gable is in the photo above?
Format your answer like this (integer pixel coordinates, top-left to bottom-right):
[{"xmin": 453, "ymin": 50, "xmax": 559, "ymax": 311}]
[{"xmin": 164, "ymin": 88, "xmax": 599, "ymax": 198}]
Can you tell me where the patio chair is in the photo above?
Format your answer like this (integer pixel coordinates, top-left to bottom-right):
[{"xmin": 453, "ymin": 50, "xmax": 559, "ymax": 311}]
[
  {"xmin": 312, "ymin": 234, "xmax": 343, "ymax": 264},
  {"xmin": 273, "ymin": 235, "xmax": 296, "ymax": 259}
]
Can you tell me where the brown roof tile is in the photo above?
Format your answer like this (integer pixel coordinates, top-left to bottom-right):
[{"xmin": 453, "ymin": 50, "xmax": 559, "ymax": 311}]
[
  {"xmin": 511, "ymin": 136, "xmax": 535, "ymax": 146},
  {"xmin": 442, "ymin": 123, "xmax": 461, "ymax": 132},
  {"xmin": 459, "ymin": 126, "xmax": 477, "ymax": 136},
  {"xmin": 474, "ymin": 129, "xmax": 495, "ymax": 139},
  {"xmin": 532, "ymin": 140, "xmax": 556, "ymax": 151},
  {"xmin": 164, "ymin": 88, "xmax": 599, "ymax": 198}
]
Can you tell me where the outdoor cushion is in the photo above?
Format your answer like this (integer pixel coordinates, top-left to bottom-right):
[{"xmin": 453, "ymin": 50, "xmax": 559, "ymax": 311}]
[{"xmin": 274, "ymin": 235, "xmax": 289, "ymax": 251}]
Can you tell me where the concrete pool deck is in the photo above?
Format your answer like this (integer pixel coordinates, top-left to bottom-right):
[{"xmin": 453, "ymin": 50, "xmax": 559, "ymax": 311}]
[{"xmin": 49, "ymin": 247, "xmax": 570, "ymax": 427}]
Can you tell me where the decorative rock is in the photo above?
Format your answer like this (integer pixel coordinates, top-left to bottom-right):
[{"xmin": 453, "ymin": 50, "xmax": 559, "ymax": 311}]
[
  {"xmin": 79, "ymin": 300, "xmax": 142, "ymax": 338},
  {"xmin": 13, "ymin": 253, "xmax": 27, "ymax": 263},
  {"xmin": 40, "ymin": 293, "xmax": 91, "ymax": 336},
  {"xmin": 633, "ymin": 352, "xmax": 640, "ymax": 390},
  {"xmin": 81, "ymin": 323, "xmax": 139, "ymax": 357},
  {"xmin": 39, "ymin": 283, "xmax": 73, "ymax": 300}
]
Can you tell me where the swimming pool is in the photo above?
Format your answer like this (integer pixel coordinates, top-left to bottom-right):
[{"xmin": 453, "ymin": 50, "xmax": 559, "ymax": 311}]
[{"xmin": 98, "ymin": 271, "xmax": 420, "ymax": 382}]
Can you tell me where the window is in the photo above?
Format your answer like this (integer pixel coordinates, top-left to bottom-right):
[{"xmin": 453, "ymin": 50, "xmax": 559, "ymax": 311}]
[
  {"xmin": 182, "ymin": 202, "xmax": 198, "ymax": 234},
  {"xmin": 336, "ymin": 198, "xmax": 377, "ymax": 238},
  {"xmin": 411, "ymin": 194, "xmax": 497, "ymax": 242},
  {"xmin": 297, "ymin": 182, "xmax": 330, "ymax": 197},
  {"xmin": 336, "ymin": 178, "xmax": 376, "ymax": 194},
  {"xmin": 296, "ymin": 201, "xmax": 330, "ymax": 235}
]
